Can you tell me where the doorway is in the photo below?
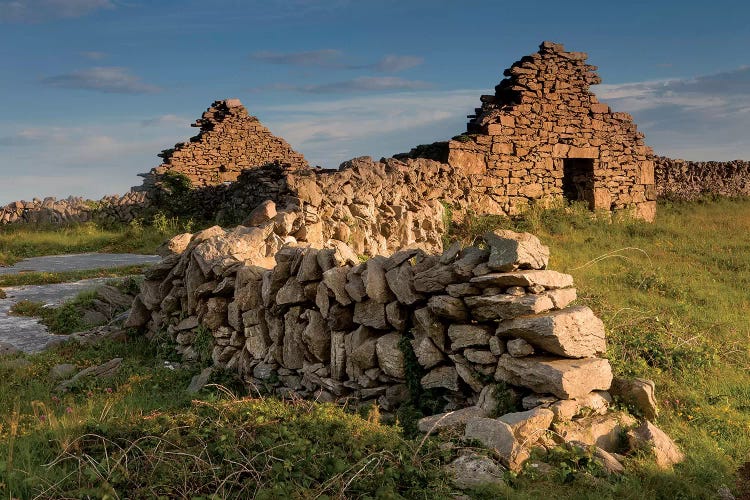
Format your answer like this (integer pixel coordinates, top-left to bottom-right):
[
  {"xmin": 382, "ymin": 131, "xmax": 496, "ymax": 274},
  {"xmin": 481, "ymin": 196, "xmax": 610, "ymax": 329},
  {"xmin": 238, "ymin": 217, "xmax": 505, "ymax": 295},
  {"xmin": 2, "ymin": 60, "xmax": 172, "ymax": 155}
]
[{"xmin": 562, "ymin": 158, "xmax": 595, "ymax": 208}]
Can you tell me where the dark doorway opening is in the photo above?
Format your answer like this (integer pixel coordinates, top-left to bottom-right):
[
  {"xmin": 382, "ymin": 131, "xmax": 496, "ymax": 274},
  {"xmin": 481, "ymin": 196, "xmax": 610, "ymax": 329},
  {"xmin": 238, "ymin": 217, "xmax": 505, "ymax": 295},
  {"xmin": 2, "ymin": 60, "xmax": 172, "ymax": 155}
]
[{"xmin": 562, "ymin": 158, "xmax": 595, "ymax": 208}]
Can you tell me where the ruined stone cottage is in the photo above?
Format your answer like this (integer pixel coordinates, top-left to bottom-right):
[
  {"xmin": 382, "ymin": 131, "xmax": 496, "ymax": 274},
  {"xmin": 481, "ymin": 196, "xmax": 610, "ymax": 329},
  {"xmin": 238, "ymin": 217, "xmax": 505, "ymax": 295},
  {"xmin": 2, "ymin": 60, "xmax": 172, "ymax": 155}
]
[
  {"xmin": 3, "ymin": 41, "xmax": 662, "ymax": 227},
  {"xmin": 137, "ymin": 41, "xmax": 658, "ymax": 227},
  {"xmin": 407, "ymin": 41, "xmax": 657, "ymax": 221}
]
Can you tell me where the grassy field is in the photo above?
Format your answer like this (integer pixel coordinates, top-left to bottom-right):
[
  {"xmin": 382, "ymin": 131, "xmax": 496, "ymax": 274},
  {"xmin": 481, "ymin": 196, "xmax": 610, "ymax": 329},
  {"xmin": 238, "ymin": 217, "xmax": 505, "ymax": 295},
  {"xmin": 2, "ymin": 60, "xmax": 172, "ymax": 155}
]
[
  {"xmin": 0, "ymin": 217, "xmax": 191, "ymax": 267},
  {"xmin": 0, "ymin": 199, "xmax": 748, "ymax": 498}
]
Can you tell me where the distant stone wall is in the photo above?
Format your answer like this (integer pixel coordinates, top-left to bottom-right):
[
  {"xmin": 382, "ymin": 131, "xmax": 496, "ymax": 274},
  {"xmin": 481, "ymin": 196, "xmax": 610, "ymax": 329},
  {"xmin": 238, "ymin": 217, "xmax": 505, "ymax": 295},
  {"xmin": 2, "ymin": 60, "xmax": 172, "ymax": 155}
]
[
  {"xmin": 655, "ymin": 156, "xmax": 750, "ymax": 200},
  {"xmin": 128, "ymin": 227, "xmax": 613, "ymax": 414},
  {"xmin": 137, "ymin": 99, "xmax": 309, "ymax": 191},
  {"xmin": 0, "ymin": 191, "xmax": 149, "ymax": 226}
]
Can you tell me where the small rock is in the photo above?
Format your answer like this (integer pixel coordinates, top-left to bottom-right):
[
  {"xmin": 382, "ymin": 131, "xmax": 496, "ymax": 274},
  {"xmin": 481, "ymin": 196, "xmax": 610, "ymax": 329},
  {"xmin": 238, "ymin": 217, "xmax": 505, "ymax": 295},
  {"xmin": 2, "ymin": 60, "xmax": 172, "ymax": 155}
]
[
  {"xmin": 187, "ymin": 367, "xmax": 213, "ymax": 393},
  {"xmin": 445, "ymin": 454, "xmax": 505, "ymax": 490},
  {"xmin": 506, "ymin": 338, "xmax": 535, "ymax": 357},
  {"xmin": 627, "ymin": 420, "xmax": 684, "ymax": 468},
  {"xmin": 49, "ymin": 363, "xmax": 77, "ymax": 380},
  {"xmin": 610, "ymin": 377, "xmax": 658, "ymax": 420},
  {"xmin": 483, "ymin": 230, "xmax": 549, "ymax": 271},
  {"xmin": 464, "ymin": 417, "xmax": 529, "ymax": 471},
  {"xmin": 418, "ymin": 406, "xmax": 488, "ymax": 433},
  {"xmin": 0, "ymin": 342, "xmax": 20, "ymax": 357},
  {"xmin": 448, "ymin": 324, "xmax": 493, "ymax": 350},
  {"xmin": 498, "ymin": 407, "xmax": 554, "ymax": 445}
]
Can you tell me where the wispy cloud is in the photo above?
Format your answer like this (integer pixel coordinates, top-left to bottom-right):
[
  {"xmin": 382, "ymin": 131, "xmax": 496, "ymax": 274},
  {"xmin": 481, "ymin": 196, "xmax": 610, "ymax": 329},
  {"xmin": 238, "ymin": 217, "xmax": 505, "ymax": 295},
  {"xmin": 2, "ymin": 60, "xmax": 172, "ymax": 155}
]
[
  {"xmin": 373, "ymin": 55, "xmax": 423, "ymax": 73},
  {"xmin": 140, "ymin": 114, "xmax": 185, "ymax": 127},
  {"xmin": 41, "ymin": 66, "xmax": 161, "ymax": 94},
  {"xmin": 0, "ymin": 0, "xmax": 114, "ymax": 23},
  {"xmin": 0, "ymin": 117, "xmax": 192, "ymax": 203},
  {"xmin": 597, "ymin": 66, "xmax": 750, "ymax": 160},
  {"xmin": 257, "ymin": 89, "xmax": 481, "ymax": 167},
  {"xmin": 267, "ymin": 76, "xmax": 431, "ymax": 94},
  {"xmin": 81, "ymin": 50, "xmax": 107, "ymax": 60},
  {"xmin": 251, "ymin": 49, "xmax": 343, "ymax": 68},
  {"xmin": 251, "ymin": 49, "xmax": 423, "ymax": 73}
]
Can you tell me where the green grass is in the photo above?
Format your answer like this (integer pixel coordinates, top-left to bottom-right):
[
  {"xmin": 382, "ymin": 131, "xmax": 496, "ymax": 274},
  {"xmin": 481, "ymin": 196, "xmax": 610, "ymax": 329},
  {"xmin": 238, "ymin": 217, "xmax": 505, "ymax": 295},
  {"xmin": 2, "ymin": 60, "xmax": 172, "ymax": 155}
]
[
  {"xmin": 0, "ymin": 217, "xmax": 191, "ymax": 267},
  {"xmin": 0, "ymin": 264, "xmax": 149, "ymax": 287},
  {"xmin": 11, "ymin": 290, "xmax": 99, "ymax": 335},
  {"xmin": 0, "ymin": 338, "xmax": 452, "ymax": 499},
  {"xmin": 0, "ymin": 199, "xmax": 749, "ymax": 498},
  {"xmin": 445, "ymin": 197, "xmax": 750, "ymax": 497}
]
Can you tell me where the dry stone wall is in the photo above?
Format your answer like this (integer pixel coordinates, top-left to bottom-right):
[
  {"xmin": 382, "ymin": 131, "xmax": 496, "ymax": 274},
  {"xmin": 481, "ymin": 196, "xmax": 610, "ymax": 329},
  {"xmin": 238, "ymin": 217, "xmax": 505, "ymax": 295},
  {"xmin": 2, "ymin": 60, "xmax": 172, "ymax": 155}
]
[
  {"xmin": 655, "ymin": 156, "xmax": 750, "ymax": 200},
  {"xmin": 0, "ymin": 191, "xmax": 149, "ymax": 226},
  {"xmin": 137, "ymin": 99, "xmax": 309, "ymax": 191},
  {"xmin": 181, "ymin": 154, "xmax": 484, "ymax": 256},
  {"xmin": 128, "ymin": 227, "xmax": 614, "ymax": 418}
]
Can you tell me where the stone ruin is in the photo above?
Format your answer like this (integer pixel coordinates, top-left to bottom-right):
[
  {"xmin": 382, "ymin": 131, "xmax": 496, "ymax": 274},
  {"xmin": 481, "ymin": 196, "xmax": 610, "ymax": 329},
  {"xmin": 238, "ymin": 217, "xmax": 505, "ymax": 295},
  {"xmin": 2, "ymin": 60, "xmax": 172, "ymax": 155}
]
[
  {"xmin": 126, "ymin": 207, "xmax": 683, "ymax": 474},
  {"xmin": 440, "ymin": 41, "xmax": 657, "ymax": 221},
  {"xmin": 4, "ymin": 41, "xmax": 750, "ymax": 229},
  {"xmin": 136, "ymin": 99, "xmax": 309, "ymax": 191}
]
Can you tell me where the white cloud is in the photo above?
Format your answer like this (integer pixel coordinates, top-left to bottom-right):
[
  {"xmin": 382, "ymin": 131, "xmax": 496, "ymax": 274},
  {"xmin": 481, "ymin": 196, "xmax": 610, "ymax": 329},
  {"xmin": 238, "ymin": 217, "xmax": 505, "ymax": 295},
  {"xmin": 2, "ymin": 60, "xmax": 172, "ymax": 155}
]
[
  {"xmin": 0, "ymin": 0, "xmax": 113, "ymax": 23},
  {"xmin": 595, "ymin": 66, "xmax": 750, "ymax": 160},
  {"xmin": 41, "ymin": 66, "xmax": 161, "ymax": 94},
  {"xmin": 0, "ymin": 117, "xmax": 192, "ymax": 203},
  {"xmin": 257, "ymin": 89, "xmax": 482, "ymax": 167}
]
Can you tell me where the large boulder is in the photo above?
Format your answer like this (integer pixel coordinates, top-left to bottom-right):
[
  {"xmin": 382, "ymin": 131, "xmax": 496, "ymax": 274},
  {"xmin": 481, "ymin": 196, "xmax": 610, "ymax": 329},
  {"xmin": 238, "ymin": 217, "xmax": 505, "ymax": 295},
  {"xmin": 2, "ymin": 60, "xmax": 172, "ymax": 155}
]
[
  {"xmin": 495, "ymin": 355, "xmax": 613, "ymax": 399},
  {"xmin": 483, "ymin": 230, "xmax": 549, "ymax": 271},
  {"xmin": 495, "ymin": 306, "xmax": 606, "ymax": 358}
]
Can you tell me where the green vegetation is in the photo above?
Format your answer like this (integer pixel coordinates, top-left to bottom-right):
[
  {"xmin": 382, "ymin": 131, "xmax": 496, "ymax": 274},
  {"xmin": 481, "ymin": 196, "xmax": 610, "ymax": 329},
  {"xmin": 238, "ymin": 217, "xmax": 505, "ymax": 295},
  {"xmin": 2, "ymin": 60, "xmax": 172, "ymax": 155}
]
[
  {"xmin": 0, "ymin": 339, "xmax": 452, "ymax": 498},
  {"xmin": 444, "ymin": 197, "xmax": 750, "ymax": 497},
  {"xmin": 11, "ymin": 290, "xmax": 98, "ymax": 335},
  {"xmin": 0, "ymin": 264, "xmax": 148, "ymax": 287},
  {"xmin": 0, "ymin": 198, "xmax": 748, "ymax": 498},
  {"xmin": 0, "ymin": 216, "xmax": 193, "ymax": 267}
]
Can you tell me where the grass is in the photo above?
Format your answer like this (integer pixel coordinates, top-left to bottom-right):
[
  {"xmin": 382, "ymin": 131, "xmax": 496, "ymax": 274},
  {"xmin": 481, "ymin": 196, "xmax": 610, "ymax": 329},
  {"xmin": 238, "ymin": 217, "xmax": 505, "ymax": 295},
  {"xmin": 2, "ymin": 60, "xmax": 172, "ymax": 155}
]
[
  {"xmin": 0, "ymin": 264, "xmax": 149, "ymax": 288},
  {"xmin": 0, "ymin": 338, "xmax": 453, "ymax": 499},
  {"xmin": 445, "ymin": 197, "xmax": 750, "ymax": 497},
  {"xmin": 0, "ymin": 216, "xmax": 192, "ymax": 267},
  {"xmin": 11, "ymin": 290, "xmax": 99, "ymax": 335},
  {"xmin": 0, "ymin": 198, "xmax": 748, "ymax": 498}
]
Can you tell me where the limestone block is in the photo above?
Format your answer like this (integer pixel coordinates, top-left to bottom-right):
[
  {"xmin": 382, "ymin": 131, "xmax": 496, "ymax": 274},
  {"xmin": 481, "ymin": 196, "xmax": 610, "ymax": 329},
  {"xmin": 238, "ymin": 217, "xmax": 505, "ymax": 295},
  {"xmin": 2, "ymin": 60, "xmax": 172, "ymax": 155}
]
[
  {"xmin": 470, "ymin": 270, "xmax": 573, "ymax": 289},
  {"xmin": 495, "ymin": 355, "xmax": 613, "ymax": 399},
  {"xmin": 483, "ymin": 230, "xmax": 549, "ymax": 271},
  {"xmin": 627, "ymin": 420, "xmax": 684, "ymax": 468},
  {"xmin": 495, "ymin": 306, "xmax": 606, "ymax": 358},
  {"xmin": 465, "ymin": 293, "xmax": 554, "ymax": 321}
]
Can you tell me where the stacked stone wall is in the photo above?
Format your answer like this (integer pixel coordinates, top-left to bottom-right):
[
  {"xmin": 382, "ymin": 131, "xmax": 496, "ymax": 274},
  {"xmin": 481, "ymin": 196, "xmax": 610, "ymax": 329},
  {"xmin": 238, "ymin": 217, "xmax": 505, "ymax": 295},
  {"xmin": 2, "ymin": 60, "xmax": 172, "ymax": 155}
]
[
  {"xmin": 655, "ymin": 156, "xmax": 750, "ymax": 200},
  {"xmin": 0, "ymin": 191, "xmax": 149, "ymax": 226},
  {"xmin": 128, "ymin": 227, "xmax": 613, "ymax": 419}
]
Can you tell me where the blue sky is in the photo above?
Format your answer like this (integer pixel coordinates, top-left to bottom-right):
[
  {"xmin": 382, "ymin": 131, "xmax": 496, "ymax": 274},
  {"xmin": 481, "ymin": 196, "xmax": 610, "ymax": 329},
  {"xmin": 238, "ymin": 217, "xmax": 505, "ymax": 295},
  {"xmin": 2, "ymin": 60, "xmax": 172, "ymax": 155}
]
[{"xmin": 1, "ymin": 0, "xmax": 749, "ymax": 204}]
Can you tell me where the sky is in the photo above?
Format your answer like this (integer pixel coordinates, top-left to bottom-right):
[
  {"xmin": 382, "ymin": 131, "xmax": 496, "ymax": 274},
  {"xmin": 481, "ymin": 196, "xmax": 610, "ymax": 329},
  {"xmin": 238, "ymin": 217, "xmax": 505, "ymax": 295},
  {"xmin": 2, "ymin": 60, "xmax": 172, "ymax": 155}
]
[{"xmin": 1, "ymin": 0, "xmax": 749, "ymax": 204}]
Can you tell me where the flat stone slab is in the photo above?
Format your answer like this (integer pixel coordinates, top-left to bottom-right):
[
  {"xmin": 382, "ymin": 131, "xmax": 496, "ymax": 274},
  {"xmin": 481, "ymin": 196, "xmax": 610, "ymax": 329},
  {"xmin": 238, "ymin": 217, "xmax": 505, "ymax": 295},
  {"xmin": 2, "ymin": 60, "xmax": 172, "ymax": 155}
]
[
  {"xmin": 0, "ymin": 278, "xmax": 114, "ymax": 352},
  {"xmin": 0, "ymin": 253, "xmax": 160, "ymax": 275}
]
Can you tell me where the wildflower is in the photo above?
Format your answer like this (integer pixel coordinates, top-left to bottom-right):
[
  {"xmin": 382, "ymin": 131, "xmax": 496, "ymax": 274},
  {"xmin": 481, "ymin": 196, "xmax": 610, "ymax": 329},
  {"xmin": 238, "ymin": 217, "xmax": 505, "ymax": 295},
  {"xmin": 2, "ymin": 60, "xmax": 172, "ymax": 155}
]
[
  {"xmin": 105, "ymin": 387, "xmax": 113, "ymax": 394},
  {"xmin": 51, "ymin": 396, "xmax": 60, "ymax": 404},
  {"xmin": 39, "ymin": 414, "xmax": 46, "ymax": 422},
  {"xmin": 66, "ymin": 407, "xmax": 73, "ymax": 414}
]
